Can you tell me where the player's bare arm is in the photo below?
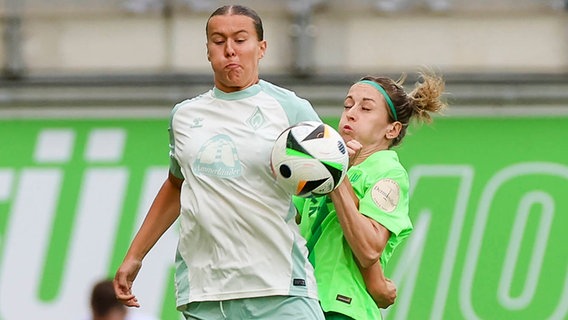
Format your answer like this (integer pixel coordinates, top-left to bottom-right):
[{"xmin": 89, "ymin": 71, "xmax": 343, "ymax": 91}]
[{"xmin": 114, "ymin": 172, "xmax": 182, "ymax": 307}]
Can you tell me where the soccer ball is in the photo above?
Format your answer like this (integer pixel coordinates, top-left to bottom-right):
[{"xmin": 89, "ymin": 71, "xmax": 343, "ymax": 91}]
[{"xmin": 270, "ymin": 121, "xmax": 349, "ymax": 197}]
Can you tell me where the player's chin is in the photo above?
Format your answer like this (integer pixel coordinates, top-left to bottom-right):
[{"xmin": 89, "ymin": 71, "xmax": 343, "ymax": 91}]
[
  {"xmin": 225, "ymin": 70, "xmax": 244, "ymax": 82},
  {"xmin": 341, "ymin": 134, "xmax": 353, "ymax": 143}
]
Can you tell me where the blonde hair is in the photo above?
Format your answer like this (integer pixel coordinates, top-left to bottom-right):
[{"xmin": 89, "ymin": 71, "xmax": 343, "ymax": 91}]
[{"xmin": 359, "ymin": 69, "xmax": 447, "ymax": 147}]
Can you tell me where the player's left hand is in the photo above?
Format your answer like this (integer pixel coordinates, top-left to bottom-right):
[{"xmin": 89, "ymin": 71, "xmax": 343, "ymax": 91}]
[{"xmin": 375, "ymin": 278, "xmax": 397, "ymax": 309}]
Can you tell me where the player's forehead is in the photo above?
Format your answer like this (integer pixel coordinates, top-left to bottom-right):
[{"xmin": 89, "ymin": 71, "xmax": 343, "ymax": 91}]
[
  {"xmin": 346, "ymin": 83, "xmax": 381, "ymax": 102},
  {"xmin": 207, "ymin": 14, "xmax": 257, "ymax": 38}
]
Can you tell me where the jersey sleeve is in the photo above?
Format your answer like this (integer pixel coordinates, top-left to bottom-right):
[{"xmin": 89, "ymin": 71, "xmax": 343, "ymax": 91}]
[
  {"xmin": 258, "ymin": 80, "xmax": 321, "ymax": 125},
  {"xmin": 168, "ymin": 104, "xmax": 184, "ymax": 179},
  {"xmin": 358, "ymin": 168, "xmax": 412, "ymax": 236},
  {"xmin": 293, "ymin": 97, "xmax": 321, "ymax": 124}
]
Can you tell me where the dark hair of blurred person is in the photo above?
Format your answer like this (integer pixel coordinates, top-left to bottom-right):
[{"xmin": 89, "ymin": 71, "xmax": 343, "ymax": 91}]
[{"xmin": 90, "ymin": 279, "xmax": 127, "ymax": 320}]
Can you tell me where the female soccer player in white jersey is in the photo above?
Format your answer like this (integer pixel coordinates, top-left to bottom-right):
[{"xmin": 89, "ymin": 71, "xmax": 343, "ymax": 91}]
[{"xmin": 114, "ymin": 5, "xmax": 325, "ymax": 320}]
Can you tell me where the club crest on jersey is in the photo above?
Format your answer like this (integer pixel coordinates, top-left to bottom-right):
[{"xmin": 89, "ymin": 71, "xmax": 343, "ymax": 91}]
[
  {"xmin": 371, "ymin": 178, "xmax": 400, "ymax": 213},
  {"xmin": 349, "ymin": 169, "xmax": 362, "ymax": 183},
  {"xmin": 246, "ymin": 106, "xmax": 265, "ymax": 130}
]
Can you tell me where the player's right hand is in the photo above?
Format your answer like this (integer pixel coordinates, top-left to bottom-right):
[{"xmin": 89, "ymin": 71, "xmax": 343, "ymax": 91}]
[
  {"xmin": 345, "ymin": 139, "xmax": 362, "ymax": 167},
  {"xmin": 113, "ymin": 258, "xmax": 143, "ymax": 307}
]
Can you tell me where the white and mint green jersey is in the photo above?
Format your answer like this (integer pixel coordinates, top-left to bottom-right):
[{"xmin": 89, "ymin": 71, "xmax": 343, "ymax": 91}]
[{"xmin": 168, "ymin": 80, "xmax": 321, "ymax": 308}]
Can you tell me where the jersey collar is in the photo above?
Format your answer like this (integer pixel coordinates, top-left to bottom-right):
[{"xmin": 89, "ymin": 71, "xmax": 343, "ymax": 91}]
[{"xmin": 213, "ymin": 83, "xmax": 262, "ymax": 101}]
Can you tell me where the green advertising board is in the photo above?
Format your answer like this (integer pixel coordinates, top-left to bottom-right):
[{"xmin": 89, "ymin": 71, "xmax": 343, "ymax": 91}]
[{"xmin": 0, "ymin": 116, "xmax": 567, "ymax": 320}]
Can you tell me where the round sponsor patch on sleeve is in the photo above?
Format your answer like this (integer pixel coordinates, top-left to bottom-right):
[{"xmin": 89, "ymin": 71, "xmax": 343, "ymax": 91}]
[{"xmin": 371, "ymin": 178, "xmax": 400, "ymax": 213}]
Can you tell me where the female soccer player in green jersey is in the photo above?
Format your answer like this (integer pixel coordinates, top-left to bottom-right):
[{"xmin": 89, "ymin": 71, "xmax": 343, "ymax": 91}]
[{"xmin": 296, "ymin": 71, "xmax": 447, "ymax": 320}]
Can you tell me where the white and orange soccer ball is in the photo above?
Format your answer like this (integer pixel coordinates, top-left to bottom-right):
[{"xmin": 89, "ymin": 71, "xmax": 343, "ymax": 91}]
[{"xmin": 270, "ymin": 121, "xmax": 349, "ymax": 197}]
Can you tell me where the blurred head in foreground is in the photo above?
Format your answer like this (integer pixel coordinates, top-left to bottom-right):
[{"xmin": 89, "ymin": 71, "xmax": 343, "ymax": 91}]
[{"xmin": 91, "ymin": 279, "xmax": 127, "ymax": 320}]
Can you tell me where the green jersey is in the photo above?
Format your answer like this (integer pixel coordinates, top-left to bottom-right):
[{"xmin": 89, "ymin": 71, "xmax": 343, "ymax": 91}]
[{"xmin": 296, "ymin": 150, "xmax": 413, "ymax": 320}]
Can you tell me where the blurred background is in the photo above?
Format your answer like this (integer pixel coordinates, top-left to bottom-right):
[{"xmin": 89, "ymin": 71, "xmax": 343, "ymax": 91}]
[{"xmin": 1, "ymin": 0, "xmax": 568, "ymax": 319}]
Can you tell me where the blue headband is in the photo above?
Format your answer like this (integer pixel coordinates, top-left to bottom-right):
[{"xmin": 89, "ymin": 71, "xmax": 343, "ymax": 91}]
[{"xmin": 357, "ymin": 80, "xmax": 398, "ymax": 121}]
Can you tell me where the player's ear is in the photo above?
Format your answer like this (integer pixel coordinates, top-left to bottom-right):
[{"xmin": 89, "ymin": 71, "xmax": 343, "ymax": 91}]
[
  {"xmin": 258, "ymin": 40, "xmax": 267, "ymax": 59},
  {"xmin": 386, "ymin": 122, "xmax": 402, "ymax": 139}
]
